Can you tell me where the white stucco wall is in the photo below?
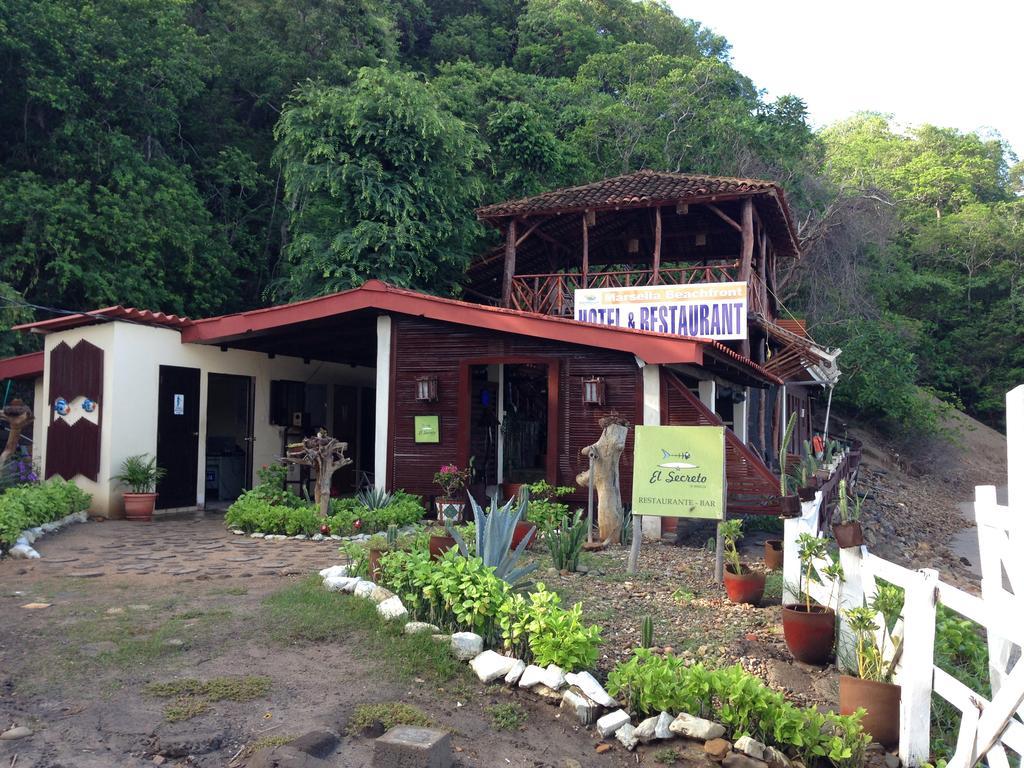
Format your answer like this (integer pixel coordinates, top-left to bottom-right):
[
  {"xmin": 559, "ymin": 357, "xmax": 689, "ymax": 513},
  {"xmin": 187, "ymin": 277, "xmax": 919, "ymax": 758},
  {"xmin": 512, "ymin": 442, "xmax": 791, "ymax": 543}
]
[{"xmin": 39, "ymin": 321, "xmax": 374, "ymax": 516}]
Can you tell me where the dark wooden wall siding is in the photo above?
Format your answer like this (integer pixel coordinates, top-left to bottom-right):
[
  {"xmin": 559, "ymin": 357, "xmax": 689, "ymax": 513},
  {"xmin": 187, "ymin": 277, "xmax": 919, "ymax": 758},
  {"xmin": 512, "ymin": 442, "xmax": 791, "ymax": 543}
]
[
  {"xmin": 390, "ymin": 316, "xmax": 641, "ymax": 509},
  {"xmin": 47, "ymin": 340, "xmax": 103, "ymax": 404},
  {"xmin": 46, "ymin": 339, "xmax": 104, "ymax": 481},
  {"xmin": 661, "ymin": 370, "xmax": 781, "ymax": 516}
]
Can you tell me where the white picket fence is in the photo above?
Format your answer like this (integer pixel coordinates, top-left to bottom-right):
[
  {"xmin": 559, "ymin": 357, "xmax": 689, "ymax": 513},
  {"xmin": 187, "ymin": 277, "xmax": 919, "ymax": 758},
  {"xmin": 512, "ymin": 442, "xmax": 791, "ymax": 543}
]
[{"xmin": 782, "ymin": 385, "xmax": 1024, "ymax": 768}]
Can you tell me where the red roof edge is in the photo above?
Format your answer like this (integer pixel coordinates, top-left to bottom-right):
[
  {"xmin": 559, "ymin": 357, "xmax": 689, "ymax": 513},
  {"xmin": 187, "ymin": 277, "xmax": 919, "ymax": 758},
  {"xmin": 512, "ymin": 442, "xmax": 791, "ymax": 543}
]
[
  {"xmin": 0, "ymin": 351, "xmax": 44, "ymax": 380},
  {"xmin": 13, "ymin": 306, "xmax": 191, "ymax": 334}
]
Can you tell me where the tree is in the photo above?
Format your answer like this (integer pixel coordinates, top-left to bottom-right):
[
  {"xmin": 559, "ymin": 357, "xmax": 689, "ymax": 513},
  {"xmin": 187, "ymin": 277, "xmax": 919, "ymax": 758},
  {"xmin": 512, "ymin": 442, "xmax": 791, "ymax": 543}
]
[{"xmin": 273, "ymin": 67, "xmax": 486, "ymax": 297}]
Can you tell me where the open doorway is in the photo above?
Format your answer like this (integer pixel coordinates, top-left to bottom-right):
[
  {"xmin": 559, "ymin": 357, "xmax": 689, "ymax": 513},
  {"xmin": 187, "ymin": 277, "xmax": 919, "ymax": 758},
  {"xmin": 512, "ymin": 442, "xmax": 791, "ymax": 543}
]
[
  {"xmin": 331, "ymin": 384, "xmax": 375, "ymax": 495},
  {"xmin": 205, "ymin": 373, "xmax": 254, "ymax": 509},
  {"xmin": 501, "ymin": 363, "xmax": 549, "ymax": 487}
]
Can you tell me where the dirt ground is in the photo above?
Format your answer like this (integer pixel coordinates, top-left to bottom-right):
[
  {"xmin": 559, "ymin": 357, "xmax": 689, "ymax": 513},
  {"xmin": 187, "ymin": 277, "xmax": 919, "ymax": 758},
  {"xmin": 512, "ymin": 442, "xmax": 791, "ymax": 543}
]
[{"xmin": 0, "ymin": 518, "xmax": 712, "ymax": 768}]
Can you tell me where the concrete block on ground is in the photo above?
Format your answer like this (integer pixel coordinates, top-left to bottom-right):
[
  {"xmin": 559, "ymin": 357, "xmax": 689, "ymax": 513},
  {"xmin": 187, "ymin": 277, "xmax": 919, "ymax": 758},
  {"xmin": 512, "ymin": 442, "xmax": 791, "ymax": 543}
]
[
  {"xmin": 596, "ymin": 709, "xmax": 631, "ymax": 737},
  {"xmin": 373, "ymin": 725, "xmax": 451, "ymax": 768}
]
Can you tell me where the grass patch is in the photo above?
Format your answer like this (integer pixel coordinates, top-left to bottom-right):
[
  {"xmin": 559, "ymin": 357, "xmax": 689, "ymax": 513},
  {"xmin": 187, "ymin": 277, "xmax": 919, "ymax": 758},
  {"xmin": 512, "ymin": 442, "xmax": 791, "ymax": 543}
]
[
  {"xmin": 487, "ymin": 702, "xmax": 526, "ymax": 731},
  {"xmin": 653, "ymin": 747, "xmax": 681, "ymax": 764},
  {"xmin": 261, "ymin": 577, "xmax": 472, "ymax": 687},
  {"xmin": 349, "ymin": 702, "xmax": 432, "ymax": 734},
  {"xmin": 239, "ymin": 734, "xmax": 294, "ymax": 758},
  {"xmin": 145, "ymin": 675, "xmax": 271, "ymax": 722},
  {"xmin": 164, "ymin": 698, "xmax": 210, "ymax": 722}
]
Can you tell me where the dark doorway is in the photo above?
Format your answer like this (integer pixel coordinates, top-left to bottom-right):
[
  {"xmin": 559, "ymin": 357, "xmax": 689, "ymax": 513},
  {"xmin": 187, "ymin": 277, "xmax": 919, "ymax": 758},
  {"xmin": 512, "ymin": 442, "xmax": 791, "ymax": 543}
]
[
  {"xmin": 502, "ymin": 363, "xmax": 549, "ymax": 485},
  {"xmin": 205, "ymin": 373, "xmax": 254, "ymax": 506},
  {"xmin": 156, "ymin": 365, "xmax": 200, "ymax": 509},
  {"xmin": 332, "ymin": 384, "xmax": 375, "ymax": 493},
  {"xmin": 468, "ymin": 365, "xmax": 500, "ymax": 486}
]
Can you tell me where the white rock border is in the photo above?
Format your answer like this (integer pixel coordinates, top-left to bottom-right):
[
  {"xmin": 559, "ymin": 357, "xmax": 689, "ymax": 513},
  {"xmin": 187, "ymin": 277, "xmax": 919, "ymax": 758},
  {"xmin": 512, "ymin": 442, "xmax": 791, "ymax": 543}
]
[
  {"xmin": 233, "ymin": 523, "xmax": 420, "ymax": 543},
  {"xmin": 5, "ymin": 510, "xmax": 88, "ymax": 560},
  {"xmin": 315, "ymin": 563, "xmax": 815, "ymax": 764}
]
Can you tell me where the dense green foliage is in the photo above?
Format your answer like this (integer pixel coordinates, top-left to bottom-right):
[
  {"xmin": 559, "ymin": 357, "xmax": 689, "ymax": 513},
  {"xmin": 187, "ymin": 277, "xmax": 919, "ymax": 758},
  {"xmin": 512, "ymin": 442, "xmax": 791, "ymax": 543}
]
[
  {"xmin": 607, "ymin": 649, "xmax": 868, "ymax": 767},
  {"xmin": 0, "ymin": 0, "xmax": 1017, "ymax": 429},
  {"xmin": 379, "ymin": 548, "xmax": 601, "ymax": 669},
  {"xmin": 225, "ymin": 463, "xmax": 424, "ymax": 535},
  {"xmin": 0, "ymin": 479, "xmax": 91, "ymax": 549}
]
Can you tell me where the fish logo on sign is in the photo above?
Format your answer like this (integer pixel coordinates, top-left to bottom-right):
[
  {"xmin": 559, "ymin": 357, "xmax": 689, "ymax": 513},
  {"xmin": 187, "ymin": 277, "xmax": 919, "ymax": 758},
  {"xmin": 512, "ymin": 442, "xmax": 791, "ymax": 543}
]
[{"xmin": 658, "ymin": 449, "xmax": 697, "ymax": 469}]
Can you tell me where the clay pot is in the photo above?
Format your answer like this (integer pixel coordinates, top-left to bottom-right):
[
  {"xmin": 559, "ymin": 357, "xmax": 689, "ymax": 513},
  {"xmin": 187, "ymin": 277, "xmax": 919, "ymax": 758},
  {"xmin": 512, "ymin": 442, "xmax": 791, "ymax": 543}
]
[
  {"xmin": 833, "ymin": 521, "xmax": 864, "ymax": 549},
  {"xmin": 779, "ymin": 495, "xmax": 802, "ymax": 517},
  {"xmin": 500, "ymin": 482, "xmax": 525, "ymax": 503},
  {"xmin": 797, "ymin": 486, "xmax": 817, "ymax": 502},
  {"xmin": 368, "ymin": 548, "xmax": 384, "ymax": 582},
  {"xmin": 511, "ymin": 521, "xmax": 537, "ymax": 550},
  {"xmin": 428, "ymin": 534, "xmax": 457, "ymax": 561},
  {"xmin": 764, "ymin": 539, "xmax": 784, "ymax": 570},
  {"xmin": 839, "ymin": 675, "xmax": 901, "ymax": 748},
  {"xmin": 123, "ymin": 492, "xmax": 158, "ymax": 522},
  {"xmin": 723, "ymin": 565, "xmax": 765, "ymax": 605},
  {"xmin": 781, "ymin": 604, "xmax": 836, "ymax": 664}
]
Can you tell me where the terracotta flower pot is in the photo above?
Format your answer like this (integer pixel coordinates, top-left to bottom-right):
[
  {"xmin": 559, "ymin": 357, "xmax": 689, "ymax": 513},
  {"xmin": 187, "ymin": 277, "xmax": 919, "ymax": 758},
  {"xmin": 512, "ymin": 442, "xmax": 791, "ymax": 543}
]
[
  {"xmin": 511, "ymin": 521, "xmax": 537, "ymax": 550},
  {"xmin": 723, "ymin": 565, "xmax": 765, "ymax": 605},
  {"xmin": 781, "ymin": 604, "xmax": 836, "ymax": 664},
  {"xmin": 428, "ymin": 534, "xmax": 457, "ymax": 561},
  {"xmin": 779, "ymin": 495, "xmax": 802, "ymax": 517},
  {"xmin": 500, "ymin": 482, "xmax": 524, "ymax": 503},
  {"xmin": 839, "ymin": 675, "xmax": 901, "ymax": 748},
  {"xmin": 833, "ymin": 521, "xmax": 864, "ymax": 549},
  {"xmin": 368, "ymin": 548, "xmax": 384, "ymax": 582},
  {"xmin": 797, "ymin": 486, "xmax": 817, "ymax": 502},
  {"xmin": 764, "ymin": 539, "xmax": 784, "ymax": 571},
  {"xmin": 123, "ymin": 492, "xmax": 158, "ymax": 522}
]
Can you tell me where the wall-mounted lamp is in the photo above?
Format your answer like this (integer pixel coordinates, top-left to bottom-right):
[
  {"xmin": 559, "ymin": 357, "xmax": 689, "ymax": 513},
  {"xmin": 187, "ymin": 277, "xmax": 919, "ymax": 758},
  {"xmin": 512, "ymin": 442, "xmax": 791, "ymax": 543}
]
[
  {"xmin": 582, "ymin": 377, "xmax": 606, "ymax": 406},
  {"xmin": 695, "ymin": 232, "xmax": 707, "ymax": 247},
  {"xmin": 415, "ymin": 375, "xmax": 438, "ymax": 403},
  {"xmin": 627, "ymin": 238, "xmax": 640, "ymax": 255}
]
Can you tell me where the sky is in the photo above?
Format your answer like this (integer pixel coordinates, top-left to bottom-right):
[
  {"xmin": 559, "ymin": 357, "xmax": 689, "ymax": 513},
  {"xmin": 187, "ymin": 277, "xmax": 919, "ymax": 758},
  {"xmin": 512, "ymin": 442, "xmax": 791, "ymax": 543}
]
[{"xmin": 667, "ymin": 1, "xmax": 1024, "ymax": 161}]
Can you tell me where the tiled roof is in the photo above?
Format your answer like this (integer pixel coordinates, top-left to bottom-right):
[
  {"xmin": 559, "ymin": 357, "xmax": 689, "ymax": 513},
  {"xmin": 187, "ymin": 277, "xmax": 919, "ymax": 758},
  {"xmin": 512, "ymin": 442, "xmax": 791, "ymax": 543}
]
[
  {"xmin": 13, "ymin": 306, "xmax": 191, "ymax": 334},
  {"xmin": 0, "ymin": 351, "xmax": 44, "ymax": 380},
  {"xmin": 476, "ymin": 170, "xmax": 781, "ymax": 219}
]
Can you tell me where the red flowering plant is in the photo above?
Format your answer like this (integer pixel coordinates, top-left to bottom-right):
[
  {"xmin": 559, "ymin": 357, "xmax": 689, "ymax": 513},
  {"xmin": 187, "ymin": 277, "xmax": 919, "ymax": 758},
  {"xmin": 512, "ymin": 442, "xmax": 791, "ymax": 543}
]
[{"xmin": 433, "ymin": 464, "xmax": 470, "ymax": 500}]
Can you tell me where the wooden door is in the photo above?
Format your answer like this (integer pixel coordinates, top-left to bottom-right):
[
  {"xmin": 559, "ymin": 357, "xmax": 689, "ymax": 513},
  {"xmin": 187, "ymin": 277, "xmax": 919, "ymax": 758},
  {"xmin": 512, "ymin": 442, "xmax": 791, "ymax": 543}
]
[
  {"xmin": 156, "ymin": 365, "xmax": 200, "ymax": 508},
  {"xmin": 332, "ymin": 385, "xmax": 359, "ymax": 493}
]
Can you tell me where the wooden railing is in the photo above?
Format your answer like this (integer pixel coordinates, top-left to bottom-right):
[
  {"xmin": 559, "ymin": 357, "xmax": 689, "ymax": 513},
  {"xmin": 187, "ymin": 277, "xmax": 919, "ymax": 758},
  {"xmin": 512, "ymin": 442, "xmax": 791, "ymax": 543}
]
[{"xmin": 509, "ymin": 262, "xmax": 741, "ymax": 315}]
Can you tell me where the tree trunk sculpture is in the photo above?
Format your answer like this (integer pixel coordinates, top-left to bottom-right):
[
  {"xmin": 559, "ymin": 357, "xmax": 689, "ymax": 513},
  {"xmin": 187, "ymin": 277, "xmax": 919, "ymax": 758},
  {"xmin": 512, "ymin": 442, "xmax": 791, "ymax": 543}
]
[
  {"xmin": 284, "ymin": 429, "xmax": 352, "ymax": 517},
  {"xmin": 576, "ymin": 417, "xmax": 628, "ymax": 543},
  {"xmin": 0, "ymin": 400, "xmax": 34, "ymax": 465}
]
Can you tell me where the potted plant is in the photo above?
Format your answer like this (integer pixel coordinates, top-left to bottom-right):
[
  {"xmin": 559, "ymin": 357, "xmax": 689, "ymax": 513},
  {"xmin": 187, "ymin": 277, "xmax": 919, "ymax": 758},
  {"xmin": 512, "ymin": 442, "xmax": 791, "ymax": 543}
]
[
  {"xmin": 433, "ymin": 463, "xmax": 470, "ymax": 523},
  {"xmin": 508, "ymin": 487, "xmax": 538, "ymax": 549},
  {"xmin": 781, "ymin": 533, "xmax": 837, "ymax": 664},
  {"xmin": 114, "ymin": 454, "xmax": 166, "ymax": 521},
  {"xmin": 777, "ymin": 413, "xmax": 801, "ymax": 516},
  {"xmin": 795, "ymin": 451, "xmax": 820, "ymax": 502},
  {"xmin": 833, "ymin": 479, "xmax": 865, "ymax": 548},
  {"xmin": 429, "ymin": 505, "xmax": 460, "ymax": 560},
  {"xmin": 763, "ymin": 538, "xmax": 784, "ymax": 571},
  {"xmin": 721, "ymin": 519, "xmax": 765, "ymax": 604},
  {"xmin": 840, "ymin": 604, "xmax": 902, "ymax": 748}
]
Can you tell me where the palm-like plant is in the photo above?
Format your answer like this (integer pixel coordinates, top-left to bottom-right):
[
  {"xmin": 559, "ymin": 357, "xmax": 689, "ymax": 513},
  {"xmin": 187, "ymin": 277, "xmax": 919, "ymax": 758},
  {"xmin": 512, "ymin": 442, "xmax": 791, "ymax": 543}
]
[
  {"xmin": 448, "ymin": 493, "xmax": 537, "ymax": 585},
  {"xmin": 114, "ymin": 454, "xmax": 166, "ymax": 494}
]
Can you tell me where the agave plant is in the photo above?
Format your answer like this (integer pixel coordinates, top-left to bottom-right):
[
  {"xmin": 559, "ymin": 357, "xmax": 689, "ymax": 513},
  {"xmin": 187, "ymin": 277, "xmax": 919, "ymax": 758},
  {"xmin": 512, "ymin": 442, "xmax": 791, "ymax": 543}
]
[
  {"xmin": 448, "ymin": 493, "xmax": 537, "ymax": 585},
  {"xmin": 357, "ymin": 486, "xmax": 394, "ymax": 510}
]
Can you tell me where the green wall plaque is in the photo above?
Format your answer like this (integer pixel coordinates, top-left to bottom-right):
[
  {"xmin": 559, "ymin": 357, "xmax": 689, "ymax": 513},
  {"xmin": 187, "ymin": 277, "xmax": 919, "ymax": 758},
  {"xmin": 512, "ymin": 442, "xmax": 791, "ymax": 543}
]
[{"xmin": 414, "ymin": 415, "xmax": 440, "ymax": 443}]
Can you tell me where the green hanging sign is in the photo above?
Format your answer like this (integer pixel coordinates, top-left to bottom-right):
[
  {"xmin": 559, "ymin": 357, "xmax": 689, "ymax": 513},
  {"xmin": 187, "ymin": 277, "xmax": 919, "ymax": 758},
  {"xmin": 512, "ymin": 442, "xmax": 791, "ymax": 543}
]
[{"xmin": 631, "ymin": 425, "xmax": 726, "ymax": 520}]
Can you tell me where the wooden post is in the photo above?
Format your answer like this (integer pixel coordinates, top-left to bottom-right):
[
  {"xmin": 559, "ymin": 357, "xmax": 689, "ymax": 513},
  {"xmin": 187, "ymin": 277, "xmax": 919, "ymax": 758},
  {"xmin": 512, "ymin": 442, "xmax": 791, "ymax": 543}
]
[
  {"xmin": 714, "ymin": 521, "xmax": 725, "ymax": 582},
  {"xmin": 652, "ymin": 206, "xmax": 662, "ymax": 284},
  {"xmin": 582, "ymin": 212, "xmax": 590, "ymax": 286},
  {"xmin": 1007, "ymin": 385, "xmax": 1023, "ymax": 509},
  {"xmin": 627, "ymin": 514, "xmax": 642, "ymax": 574},
  {"xmin": 586, "ymin": 449, "xmax": 595, "ymax": 545},
  {"xmin": 899, "ymin": 567, "xmax": 939, "ymax": 767},
  {"xmin": 576, "ymin": 421, "xmax": 628, "ymax": 542},
  {"xmin": 502, "ymin": 219, "xmax": 518, "ymax": 307},
  {"xmin": 0, "ymin": 400, "xmax": 33, "ymax": 465},
  {"xmin": 739, "ymin": 198, "xmax": 754, "ymax": 283}
]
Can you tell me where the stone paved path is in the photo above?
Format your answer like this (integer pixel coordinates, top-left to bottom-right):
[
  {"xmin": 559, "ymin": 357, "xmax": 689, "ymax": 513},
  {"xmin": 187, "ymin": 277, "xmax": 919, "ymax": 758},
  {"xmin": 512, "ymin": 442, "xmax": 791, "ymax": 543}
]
[{"xmin": 1, "ymin": 517, "xmax": 341, "ymax": 583}]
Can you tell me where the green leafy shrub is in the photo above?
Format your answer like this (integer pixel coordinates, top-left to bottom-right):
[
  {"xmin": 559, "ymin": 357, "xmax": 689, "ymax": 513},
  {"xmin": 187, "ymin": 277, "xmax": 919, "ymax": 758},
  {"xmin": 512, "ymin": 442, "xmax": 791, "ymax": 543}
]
[
  {"xmin": 607, "ymin": 650, "xmax": 868, "ymax": 768},
  {"xmin": 525, "ymin": 480, "xmax": 574, "ymax": 533},
  {"xmin": 250, "ymin": 463, "xmax": 306, "ymax": 508},
  {"xmin": 329, "ymin": 490, "xmax": 424, "ymax": 534},
  {"xmin": 380, "ymin": 548, "xmax": 512, "ymax": 644},
  {"xmin": 224, "ymin": 493, "xmax": 322, "ymax": 535},
  {"xmin": 498, "ymin": 583, "xmax": 601, "ymax": 669},
  {"xmin": 0, "ymin": 479, "xmax": 91, "ymax": 550}
]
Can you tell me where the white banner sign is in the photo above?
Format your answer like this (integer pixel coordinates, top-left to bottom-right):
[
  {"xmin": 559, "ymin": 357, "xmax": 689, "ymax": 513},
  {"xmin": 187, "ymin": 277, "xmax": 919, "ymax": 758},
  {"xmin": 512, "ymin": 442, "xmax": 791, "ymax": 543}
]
[{"xmin": 574, "ymin": 282, "xmax": 748, "ymax": 340}]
